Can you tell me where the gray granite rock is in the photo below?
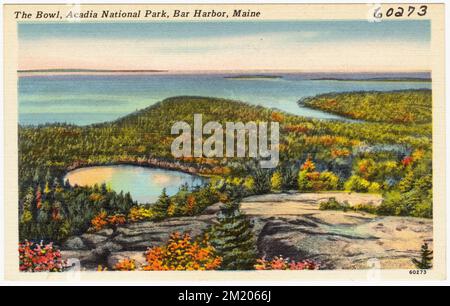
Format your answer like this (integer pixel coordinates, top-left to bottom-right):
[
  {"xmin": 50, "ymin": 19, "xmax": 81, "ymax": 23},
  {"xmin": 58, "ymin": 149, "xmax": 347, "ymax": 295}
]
[
  {"xmin": 61, "ymin": 193, "xmax": 432, "ymax": 270},
  {"xmin": 81, "ymin": 233, "xmax": 109, "ymax": 246},
  {"xmin": 62, "ymin": 236, "xmax": 86, "ymax": 250}
]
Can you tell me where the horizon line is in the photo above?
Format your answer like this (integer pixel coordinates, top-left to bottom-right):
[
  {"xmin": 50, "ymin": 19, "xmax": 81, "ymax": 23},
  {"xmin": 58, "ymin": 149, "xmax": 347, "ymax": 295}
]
[{"xmin": 18, "ymin": 68, "xmax": 432, "ymax": 75}]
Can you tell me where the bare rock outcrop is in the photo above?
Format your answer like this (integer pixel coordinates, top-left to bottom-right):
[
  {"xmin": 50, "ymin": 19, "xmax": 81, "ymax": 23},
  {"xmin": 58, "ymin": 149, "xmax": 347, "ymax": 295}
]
[{"xmin": 61, "ymin": 193, "xmax": 432, "ymax": 270}]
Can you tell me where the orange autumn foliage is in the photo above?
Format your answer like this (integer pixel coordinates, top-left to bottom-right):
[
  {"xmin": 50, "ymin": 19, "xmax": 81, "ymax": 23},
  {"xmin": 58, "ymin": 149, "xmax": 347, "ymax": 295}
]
[
  {"xmin": 114, "ymin": 258, "xmax": 137, "ymax": 271},
  {"xmin": 211, "ymin": 166, "xmax": 231, "ymax": 175},
  {"xmin": 301, "ymin": 158, "xmax": 316, "ymax": 172},
  {"xmin": 331, "ymin": 148, "xmax": 350, "ymax": 158},
  {"xmin": 306, "ymin": 172, "xmax": 320, "ymax": 181},
  {"xmin": 219, "ymin": 193, "xmax": 230, "ymax": 203},
  {"xmin": 185, "ymin": 195, "xmax": 196, "ymax": 215},
  {"xmin": 36, "ymin": 188, "xmax": 42, "ymax": 209},
  {"xmin": 284, "ymin": 124, "xmax": 309, "ymax": 134},
  {"xmin": 91, "ymin": 211, "xmax": 126, "ymax": 231},
  {"xmin": 357, "ymin": 159, "xmax": 375, "ymax": 179},
  {"xmin": 51, "ymin": 207, "xmax": 61, "ymax": 221},
  {"xmin": 91, "ymin": 211, "xmax": 108, "ymax": 231},
  {"xmin": 107, "ymin": 214, "xmax": 126, "ymax": 226},
  {"xmin": 325, "ymin": 99, "xmax": 338, "ymax": 108},
  {"xmin": 271, "ymin": 112, "xmax": 284, "ymax": 122},
  {"xmin": 142, "ymin": 232, "xmax": 222, "ymax": 271}
]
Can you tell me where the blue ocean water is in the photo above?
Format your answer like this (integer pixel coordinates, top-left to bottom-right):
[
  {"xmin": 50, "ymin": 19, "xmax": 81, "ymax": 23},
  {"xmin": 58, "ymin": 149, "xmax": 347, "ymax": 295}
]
[{"xmin": 18, "ymin": 73, "xmax": 431, "ymax": 126}]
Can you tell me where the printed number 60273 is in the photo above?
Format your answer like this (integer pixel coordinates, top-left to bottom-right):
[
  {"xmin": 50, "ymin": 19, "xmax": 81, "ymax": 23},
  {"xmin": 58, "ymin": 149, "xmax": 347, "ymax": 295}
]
[{"xmin": 409, "ymin": 270, "xmax": 428, "ymax": 275}]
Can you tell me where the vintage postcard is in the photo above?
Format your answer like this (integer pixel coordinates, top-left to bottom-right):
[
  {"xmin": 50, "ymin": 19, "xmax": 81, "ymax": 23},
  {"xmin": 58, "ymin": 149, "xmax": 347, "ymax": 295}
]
[{"xmin": 3, "ymin": 3, "xmax": 446, "ymax": 282}]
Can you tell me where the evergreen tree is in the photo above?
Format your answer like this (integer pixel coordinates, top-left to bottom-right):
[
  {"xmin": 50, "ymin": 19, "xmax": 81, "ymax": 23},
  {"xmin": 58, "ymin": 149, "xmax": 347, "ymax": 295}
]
[
  {"xmin": 100, "ymin": 183, "xmax": 108, "ymax": 194},
  {"xmin": 412, "ymin": 242, "xmax": 433, "ymax": 269},
  {"xmin": 281, "ymin": 164, "xmax": 298, "ymax": 190},
  {"xmin": 252, "ymin": 168, "xmax": 271, "ymax": 194},
  {"xmin": 53, "ymin": 177, "xmax": 63, "ymax": 192},
  {"xmin": 122, "ymin": 192, "xmax": 134, "ymax": 212},
  {"xmin": 153, "ymin": 188, "xmax": 171, "ymax": 219},
  {"xmin": 44, "ymin": 169, "xmax": 52, "ymax": 185},
  {"xmin": 32, "ymin": 168, "xmax": 41, "ymax": 185},
  {"xmin": 210, "ymin": 192, "xmax": 258, "ymax": 270}
]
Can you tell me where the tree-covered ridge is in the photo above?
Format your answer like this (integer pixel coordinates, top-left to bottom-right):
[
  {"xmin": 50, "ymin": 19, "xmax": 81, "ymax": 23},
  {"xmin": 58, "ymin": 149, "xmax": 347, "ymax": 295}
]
[
  {"xmin": 18, "ymin": 93, "xmax": 433, "ymax": 244},
  {"xmin": 19, "ymin": 94, "xmax": 432, "ymax": 192},
  {"xmin": 19, "ymin": 95, "xmax": 431, "ymax": 190},
  {"xmin": 19, "ymin": 97, "xmax": 275, "ymax": 184},
  {"xmin": 300, "ymin": 90, "xmax": 431, "ymax": 124}
]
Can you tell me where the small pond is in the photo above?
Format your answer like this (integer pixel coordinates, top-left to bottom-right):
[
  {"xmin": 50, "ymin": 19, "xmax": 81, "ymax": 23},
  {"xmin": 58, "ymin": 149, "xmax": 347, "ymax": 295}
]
[{"xmin": 64, "ymin": 165, "xmax": 206, "ymax": 203}]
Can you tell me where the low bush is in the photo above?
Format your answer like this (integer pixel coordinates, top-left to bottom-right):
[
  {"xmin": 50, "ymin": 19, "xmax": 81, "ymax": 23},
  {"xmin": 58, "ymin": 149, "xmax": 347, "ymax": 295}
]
[
  {"xmin": 344, "ymin": 175, "xmax": 371, "ymax": 192},
  {"xmin": 143, "ymin": 232, "xmax": 222, "ymax": 271},
  {"xmin": 128, "ymin": 206, "xmax": 154, "ymax": 222},
  {"xmin": 320, "ymin": 198, "xmax": 379, "ymax": 215},
  {"xmin": 91, "ymin": 211, "xmax": 126, "ymax": 231},
  {"xmin": 19, "ymin": 240, "xmax": 66, "ymax": 272},
  {"xmin": 352, "ymin": 203, "xmax": 378, "ymax": 214},
  {"xmin": 114, "ymin": 258, "xmax": 137, "ymax": 271},
  {"xmin": 319, "ymin": 197, "xmax": 349, "ymax": 211},
  {"xmin": 254, "ymin": 256, "xmax": 319, "ymax": 270}
]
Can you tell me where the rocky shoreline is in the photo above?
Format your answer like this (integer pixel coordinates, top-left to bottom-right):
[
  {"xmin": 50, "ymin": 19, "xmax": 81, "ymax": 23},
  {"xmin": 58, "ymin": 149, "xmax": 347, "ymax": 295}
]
[
  {"xmin": 61, "ymin": 192, "xmax": 432, "ymax": 270},
  {"xmin": 67, "ymin": 157, "xmax": 209, "ymax": 176}
]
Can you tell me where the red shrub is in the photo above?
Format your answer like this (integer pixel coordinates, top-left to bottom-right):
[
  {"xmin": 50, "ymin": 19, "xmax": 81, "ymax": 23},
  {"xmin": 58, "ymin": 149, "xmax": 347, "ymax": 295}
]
[
  {"xmin": 254, "ymin": 256, "xmax": 319, "ymax": 270},
  {"xmin": 19, "ymin": 240, "xmax": 66, "ymax": 272},
  {"xmin": 402, "ymin": 156, "xmax": 413, "ymax": 167}
]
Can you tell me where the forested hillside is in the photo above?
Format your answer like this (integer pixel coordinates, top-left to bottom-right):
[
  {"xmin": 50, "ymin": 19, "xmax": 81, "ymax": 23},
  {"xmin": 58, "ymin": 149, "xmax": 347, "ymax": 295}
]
[
  {"xmin": 300, "ymin": 90, "xmax": 431, "ymax": 124},
  {"xmin": 18, "ymin": 92, "xmax": 433, "ymax": 243}
]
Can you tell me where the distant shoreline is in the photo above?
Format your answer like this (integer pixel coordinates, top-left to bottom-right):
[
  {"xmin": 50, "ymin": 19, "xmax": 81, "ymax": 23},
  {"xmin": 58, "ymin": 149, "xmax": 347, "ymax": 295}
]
[
  {"xmin": 224, "ymin": 75, "xmax": 283, "ymax": 80},
  {"xmin": 311, "ymin": 77, "xmax": 432, "ymax": 83},
  {"xmin": 18, "ymin": 69, "xmax": 431, "ymax": 78}
]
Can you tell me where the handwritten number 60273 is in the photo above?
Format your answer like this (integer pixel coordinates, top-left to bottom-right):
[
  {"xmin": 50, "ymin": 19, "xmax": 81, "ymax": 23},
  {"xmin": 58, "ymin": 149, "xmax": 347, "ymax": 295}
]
[{"xmin": 373, "ymin": 5, "xmax": 427, "ymax": 19}]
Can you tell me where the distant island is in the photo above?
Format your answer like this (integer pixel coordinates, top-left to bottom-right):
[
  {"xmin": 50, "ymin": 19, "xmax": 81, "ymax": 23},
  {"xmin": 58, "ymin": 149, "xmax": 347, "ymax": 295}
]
[
  {"xmin": 310, "ymin": 77, "xmax": 431, "ymax": 82},
  {"xmin": 224, "ymin": 75, "xmax": 283, "ymax": 80}
]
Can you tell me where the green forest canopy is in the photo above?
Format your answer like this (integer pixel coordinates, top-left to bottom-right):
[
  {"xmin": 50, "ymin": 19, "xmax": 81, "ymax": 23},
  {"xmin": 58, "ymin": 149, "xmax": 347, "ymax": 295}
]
[
  {"xmin": 301, "ymin": 89, "xmax": 431, "ymax": 124},
  {"xmin": 18, "ymin": 90, "xmax": 433, "ymax": 243}
]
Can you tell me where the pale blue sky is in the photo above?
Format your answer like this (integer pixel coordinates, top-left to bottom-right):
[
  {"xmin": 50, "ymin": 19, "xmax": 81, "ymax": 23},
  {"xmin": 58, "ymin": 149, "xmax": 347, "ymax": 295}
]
[{"xmin": 19, "ymin": 20, "xmax": 431, "ymax": 71}]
